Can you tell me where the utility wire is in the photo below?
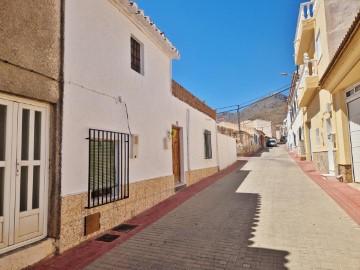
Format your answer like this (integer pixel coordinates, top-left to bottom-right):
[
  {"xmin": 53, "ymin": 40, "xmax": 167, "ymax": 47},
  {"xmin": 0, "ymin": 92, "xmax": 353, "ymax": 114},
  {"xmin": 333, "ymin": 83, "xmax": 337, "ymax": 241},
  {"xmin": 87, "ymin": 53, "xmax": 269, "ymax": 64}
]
[
  {"xmin": 217, "ymin": 84, "xmax": 295, "ymax": 115},
  {"xmin": 215, "ymin": 83, "xmax": 292, "ymax": 110}
]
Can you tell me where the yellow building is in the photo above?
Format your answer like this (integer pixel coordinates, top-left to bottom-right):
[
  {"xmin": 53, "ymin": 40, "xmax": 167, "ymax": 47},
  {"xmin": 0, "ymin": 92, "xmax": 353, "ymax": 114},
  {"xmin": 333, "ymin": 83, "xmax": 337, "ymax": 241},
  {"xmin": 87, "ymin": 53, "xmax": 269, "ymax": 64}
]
[
  {"xmin": 319, "ymin": 12, "xmax": 360, "ymax": 183},
  {"xmin": 294, "ymin": 0, "xmax": 360, "ymax": 178}
]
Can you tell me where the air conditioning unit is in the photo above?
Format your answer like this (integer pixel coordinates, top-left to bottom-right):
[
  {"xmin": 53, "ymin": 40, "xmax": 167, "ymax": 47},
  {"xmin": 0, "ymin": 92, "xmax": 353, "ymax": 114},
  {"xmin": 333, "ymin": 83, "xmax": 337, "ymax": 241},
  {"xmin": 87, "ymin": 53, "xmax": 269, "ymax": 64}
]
[{"xmin": 130, "ymin": 134, "xmax": 139, "ymax": 158}]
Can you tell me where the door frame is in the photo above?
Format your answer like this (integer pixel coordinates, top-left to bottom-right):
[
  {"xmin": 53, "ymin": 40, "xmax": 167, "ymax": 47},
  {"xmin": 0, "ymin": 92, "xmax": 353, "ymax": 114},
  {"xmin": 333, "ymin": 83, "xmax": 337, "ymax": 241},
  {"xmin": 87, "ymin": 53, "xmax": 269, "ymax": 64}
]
[
  {"xmin": 346, "ymin": 94, "xmax": 360, "ymax": 183},
  {"xmin": 171, "ymin": 125, "xmax": 184, "ymax": 185},
  {"xmin": 0, "ymin": 94, "xmax": 50, "ymax": 254}
]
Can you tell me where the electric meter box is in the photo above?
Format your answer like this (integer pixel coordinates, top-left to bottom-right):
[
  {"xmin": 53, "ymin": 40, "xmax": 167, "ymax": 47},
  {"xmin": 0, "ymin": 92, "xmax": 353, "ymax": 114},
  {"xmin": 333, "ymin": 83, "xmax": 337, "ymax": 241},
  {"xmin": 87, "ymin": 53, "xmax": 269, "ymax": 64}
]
[{"xmin": 130, "ymin": 134, "xmax": 139, "ymax": 158}]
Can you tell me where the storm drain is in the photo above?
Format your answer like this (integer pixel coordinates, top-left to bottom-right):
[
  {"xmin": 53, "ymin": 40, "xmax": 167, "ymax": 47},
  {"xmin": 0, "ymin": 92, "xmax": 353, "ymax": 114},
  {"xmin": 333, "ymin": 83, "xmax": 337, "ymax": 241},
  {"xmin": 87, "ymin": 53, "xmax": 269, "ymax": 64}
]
[
  {"xmin": 112, "ymin": 224, "xmax": 139, "ymax": 233},
  {"xmin": 96, "ymin": 234, "xmax": 120, "ymax": 242}
]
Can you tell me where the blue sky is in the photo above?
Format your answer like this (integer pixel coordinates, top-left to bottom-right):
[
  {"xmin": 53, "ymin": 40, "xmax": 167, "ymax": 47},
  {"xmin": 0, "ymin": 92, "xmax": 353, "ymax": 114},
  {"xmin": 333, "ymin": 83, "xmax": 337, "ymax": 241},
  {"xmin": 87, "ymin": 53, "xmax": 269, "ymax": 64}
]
[{"xmin": 136, "ymin": 0, "xmax": 304, "ymax": 110}]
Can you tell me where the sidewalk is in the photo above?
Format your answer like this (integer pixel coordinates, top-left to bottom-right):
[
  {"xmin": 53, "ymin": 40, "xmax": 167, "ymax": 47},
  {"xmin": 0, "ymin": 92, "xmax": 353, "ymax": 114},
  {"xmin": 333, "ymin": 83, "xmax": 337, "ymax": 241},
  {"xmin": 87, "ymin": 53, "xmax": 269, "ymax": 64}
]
[
  {"xmin": 289, "ymin": 152, "xmax": 360, "ymax": 226},
  {"xmin": 29, "ymin": 161, "xmax": 246, "ymax": 270}
]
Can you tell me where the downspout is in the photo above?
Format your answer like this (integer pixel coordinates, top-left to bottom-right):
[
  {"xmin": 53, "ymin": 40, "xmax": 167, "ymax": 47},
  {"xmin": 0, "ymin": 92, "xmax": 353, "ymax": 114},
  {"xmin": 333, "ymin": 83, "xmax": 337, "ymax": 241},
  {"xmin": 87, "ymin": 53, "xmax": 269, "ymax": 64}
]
[
  {"xmin": 186, "ymin": 109, "xmax": 190, "ymax": 172},
  {"xmin": 215, "ymin": 121, "xmax": 220, "ymax": 170}
]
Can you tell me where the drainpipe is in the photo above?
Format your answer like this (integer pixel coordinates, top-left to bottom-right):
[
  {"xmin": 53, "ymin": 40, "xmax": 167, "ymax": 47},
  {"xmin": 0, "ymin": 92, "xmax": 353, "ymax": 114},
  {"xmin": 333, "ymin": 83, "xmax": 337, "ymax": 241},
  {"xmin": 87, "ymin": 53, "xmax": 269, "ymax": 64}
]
[{"xmin": 186, "ymin": 109, "xmax": 191, "ymax": 171}]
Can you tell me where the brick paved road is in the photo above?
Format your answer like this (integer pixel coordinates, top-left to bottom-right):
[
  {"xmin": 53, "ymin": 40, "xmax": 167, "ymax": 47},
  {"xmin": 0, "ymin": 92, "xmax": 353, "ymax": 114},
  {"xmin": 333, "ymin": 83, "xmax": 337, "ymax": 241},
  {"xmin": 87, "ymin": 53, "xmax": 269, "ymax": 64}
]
[{"xmin": 86, "ymin": 146, "xmax": 360, "ymax": 270}]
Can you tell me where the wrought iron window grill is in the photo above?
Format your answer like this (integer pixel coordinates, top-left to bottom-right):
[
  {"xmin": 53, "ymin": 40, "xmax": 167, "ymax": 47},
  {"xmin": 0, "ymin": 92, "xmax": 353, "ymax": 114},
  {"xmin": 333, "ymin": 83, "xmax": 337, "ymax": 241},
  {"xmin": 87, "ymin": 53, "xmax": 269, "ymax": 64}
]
[{"xmin": 88, "ymin": 129, "xmax": 129, "ymax": 208}]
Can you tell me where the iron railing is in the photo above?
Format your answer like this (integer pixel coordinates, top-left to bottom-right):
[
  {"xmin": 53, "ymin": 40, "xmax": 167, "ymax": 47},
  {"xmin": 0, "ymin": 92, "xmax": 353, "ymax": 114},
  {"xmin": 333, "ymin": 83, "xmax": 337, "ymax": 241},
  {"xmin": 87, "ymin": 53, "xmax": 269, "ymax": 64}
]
[{"xmin": 88, "ymin": 129, "xmax": 129, "ymax": 208}]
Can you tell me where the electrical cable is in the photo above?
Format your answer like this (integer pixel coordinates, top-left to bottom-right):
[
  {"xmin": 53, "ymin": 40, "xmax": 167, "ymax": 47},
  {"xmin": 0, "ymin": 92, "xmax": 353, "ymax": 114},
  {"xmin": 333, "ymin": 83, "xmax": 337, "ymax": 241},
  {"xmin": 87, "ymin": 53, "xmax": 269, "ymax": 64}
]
[
  {"xmin": 215, "ymin": 83, "xmax": 292, "ymax": 110},
  {"xmin": 124, "ymin": 101, "xmax": 132, "ymax": 136},
  {"xmin": 217, "ymin": 84, "xmax": 295, "ymax": 115},
  {"xmin": 64, "ymin": 80, "xmax": 133, "ymax": 136}
]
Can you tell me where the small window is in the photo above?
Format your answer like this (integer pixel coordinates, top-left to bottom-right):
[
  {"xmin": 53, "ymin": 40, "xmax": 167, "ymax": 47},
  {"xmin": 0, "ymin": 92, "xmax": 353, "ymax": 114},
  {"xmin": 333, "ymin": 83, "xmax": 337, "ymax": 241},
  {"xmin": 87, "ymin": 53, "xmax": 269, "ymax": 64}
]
[
  {"xmin": 315, "ymin": 30, "xmax": 322, "ymax": 60},
  {"xmin": 131, "ymin": 37, "xmax": 142, "ymax": 74},
  {"xmin": 204, "ymin": 130, "xmax": 212, "ymax": 159},
  {"xmin": 88, "ymin": 129, "xmax": 130, "ymax": 208}
]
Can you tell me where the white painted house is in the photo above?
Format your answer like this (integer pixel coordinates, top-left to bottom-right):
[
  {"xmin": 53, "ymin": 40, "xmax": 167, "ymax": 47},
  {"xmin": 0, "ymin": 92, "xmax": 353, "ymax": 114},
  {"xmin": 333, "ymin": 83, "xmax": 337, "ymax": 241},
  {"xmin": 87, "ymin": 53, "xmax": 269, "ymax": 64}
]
[{"xmin": 60, "ymin": 0, "xmax": 236, "ymax": 252}]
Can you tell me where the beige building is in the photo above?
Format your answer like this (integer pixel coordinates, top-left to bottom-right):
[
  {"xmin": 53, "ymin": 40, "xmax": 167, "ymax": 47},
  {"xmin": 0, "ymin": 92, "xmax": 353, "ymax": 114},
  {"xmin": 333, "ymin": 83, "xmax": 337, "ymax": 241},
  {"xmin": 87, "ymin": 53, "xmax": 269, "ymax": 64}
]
[
  {"xmin": 319, "ymin": 11, "xmax": 360, "ymax": 182},
  {"xmin": 294, "ymin": 0, "xmax": 360, "ymax": 177},
  {"xmin": 0, "ymin": 0, "xmax": 62, "ymax": 267}
]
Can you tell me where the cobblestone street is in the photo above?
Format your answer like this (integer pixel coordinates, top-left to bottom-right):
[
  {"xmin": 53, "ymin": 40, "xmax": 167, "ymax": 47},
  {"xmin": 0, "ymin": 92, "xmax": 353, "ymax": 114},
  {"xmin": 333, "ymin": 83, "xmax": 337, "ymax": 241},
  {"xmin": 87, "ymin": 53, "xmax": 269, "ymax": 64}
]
[{"xmin": 82, "ymin": 146, "xmax": 360, "ymax": 270}]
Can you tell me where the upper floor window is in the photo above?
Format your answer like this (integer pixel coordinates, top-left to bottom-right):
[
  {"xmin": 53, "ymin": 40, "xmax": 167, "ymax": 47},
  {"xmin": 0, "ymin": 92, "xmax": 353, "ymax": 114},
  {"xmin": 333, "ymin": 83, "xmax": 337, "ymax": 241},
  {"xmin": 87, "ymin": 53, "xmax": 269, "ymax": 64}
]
[
  {"xmin": 315, "ymin": 30, "xmax": 322, "ymax": 60},
  {"xmin": 131, "ymin": 37, "xmax": 143, "ymax": 74}
]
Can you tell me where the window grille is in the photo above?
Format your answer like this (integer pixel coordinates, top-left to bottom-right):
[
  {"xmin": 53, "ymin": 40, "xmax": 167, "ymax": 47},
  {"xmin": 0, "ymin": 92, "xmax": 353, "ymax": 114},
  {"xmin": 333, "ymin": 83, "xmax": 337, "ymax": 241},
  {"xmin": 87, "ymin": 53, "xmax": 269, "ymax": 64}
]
[
  {"xmin": 204, "ymin": 130, "xmax": 212, "ymax": 159},
  {"xmin": 131, "ymin": 37, "xmax": 141, "ymax": 73},
  {"xmin": 88, "ymin": 129, "xmax": 129, "ymax": 208}
]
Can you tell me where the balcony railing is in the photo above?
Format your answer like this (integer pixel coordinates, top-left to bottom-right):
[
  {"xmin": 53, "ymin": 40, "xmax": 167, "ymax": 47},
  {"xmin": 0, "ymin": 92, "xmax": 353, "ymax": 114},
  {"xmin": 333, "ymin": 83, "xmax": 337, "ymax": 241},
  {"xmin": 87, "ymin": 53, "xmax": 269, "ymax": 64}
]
[
  {"xmin": 294, "ymin": 0, "xmax": 318, "ymax": 53},
  {"xmin": 298, "ymin": 53, "xmax": 319, "ymax": 107},
  {"xmin": 303, "ymin": 53, "xmax": 318, "ymax": 77}
]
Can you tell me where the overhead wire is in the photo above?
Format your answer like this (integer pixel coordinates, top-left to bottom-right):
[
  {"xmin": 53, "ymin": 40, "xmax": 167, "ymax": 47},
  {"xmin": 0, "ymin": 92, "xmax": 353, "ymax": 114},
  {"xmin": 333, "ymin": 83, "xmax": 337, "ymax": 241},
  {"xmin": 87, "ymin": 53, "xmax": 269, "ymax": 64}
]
[
  {"xmin": 215, "ymin": 83, "xmax": 292, "ymax": 110},
  {"xmin": 217, "ymin": 84, "xmax": 296, "ymax": 115}
]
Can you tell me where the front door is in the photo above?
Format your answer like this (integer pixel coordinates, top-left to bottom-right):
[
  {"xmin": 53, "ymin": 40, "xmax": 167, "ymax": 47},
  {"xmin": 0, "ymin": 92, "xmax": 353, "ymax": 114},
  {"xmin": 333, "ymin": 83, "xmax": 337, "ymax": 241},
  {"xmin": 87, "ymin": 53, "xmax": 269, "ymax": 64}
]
[
  {"xmin": 0, "ymin": 98, "xmax": 48, "ymax": 253},
  {"xmin": 326, "ymin": 118, "xmax": 335, "ymax": 175},
  {"xmin": 172, "ymin": 127, "xmax": 181, "ymax": 185}
]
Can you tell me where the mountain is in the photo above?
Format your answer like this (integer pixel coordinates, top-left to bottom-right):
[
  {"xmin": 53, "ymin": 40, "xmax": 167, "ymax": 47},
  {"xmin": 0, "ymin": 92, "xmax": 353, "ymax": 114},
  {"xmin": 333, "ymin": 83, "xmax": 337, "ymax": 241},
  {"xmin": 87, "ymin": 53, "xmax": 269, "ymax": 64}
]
[{"xmin": 218, "ymin": 93, "xmax": 288, "ymax": 125}]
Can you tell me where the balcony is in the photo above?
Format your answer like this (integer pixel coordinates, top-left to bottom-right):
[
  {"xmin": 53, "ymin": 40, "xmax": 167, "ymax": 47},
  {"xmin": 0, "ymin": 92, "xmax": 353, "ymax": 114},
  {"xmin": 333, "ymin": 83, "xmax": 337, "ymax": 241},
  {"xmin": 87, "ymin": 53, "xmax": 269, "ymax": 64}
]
[
  {"xmin": 294, "ymin": 1, "xmax": 317, "ymax": 66},
  {"xmin": 298, "ymin": 54, "xmax": 319, "ymax": 108}
]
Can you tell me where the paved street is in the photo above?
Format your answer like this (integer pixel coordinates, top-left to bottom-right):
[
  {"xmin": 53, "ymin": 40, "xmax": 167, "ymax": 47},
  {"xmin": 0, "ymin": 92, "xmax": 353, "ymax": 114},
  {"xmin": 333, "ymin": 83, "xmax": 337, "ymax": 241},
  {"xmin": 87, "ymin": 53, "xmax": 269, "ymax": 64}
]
[{"xmin": 85, "ymin": 146, "xmax": 360, "ymax": 270}]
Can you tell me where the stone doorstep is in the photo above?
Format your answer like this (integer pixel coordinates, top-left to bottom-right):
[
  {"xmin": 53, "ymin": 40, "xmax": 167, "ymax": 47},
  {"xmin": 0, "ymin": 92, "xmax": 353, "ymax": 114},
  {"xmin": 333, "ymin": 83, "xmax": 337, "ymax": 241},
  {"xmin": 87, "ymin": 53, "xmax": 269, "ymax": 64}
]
[
  {"xmin": 174, "ymin": 183, "xmax": 187, "ymax": 193},
  {"xmin": 1, "ymin": 238, "xmax": 55, "ymax": 270}
]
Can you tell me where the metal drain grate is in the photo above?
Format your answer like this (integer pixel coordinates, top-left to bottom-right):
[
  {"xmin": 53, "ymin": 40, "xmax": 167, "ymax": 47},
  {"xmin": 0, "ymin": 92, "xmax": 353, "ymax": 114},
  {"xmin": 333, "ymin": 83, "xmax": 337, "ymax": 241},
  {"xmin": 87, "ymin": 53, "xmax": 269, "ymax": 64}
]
[
  {"xmin": 96, "ymin": 234, "xmax": 120, "ymax": 242},
  {"xmin": 112, "ymin": 224, "xmax": 139, "ymax": 233}
]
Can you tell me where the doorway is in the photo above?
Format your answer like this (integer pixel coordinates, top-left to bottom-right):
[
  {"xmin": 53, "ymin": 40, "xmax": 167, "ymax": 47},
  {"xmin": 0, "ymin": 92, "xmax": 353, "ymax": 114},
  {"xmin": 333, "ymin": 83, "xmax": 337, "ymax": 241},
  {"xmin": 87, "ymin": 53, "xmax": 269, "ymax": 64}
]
[
  {"xmin": 172, "ymin": 126, "xmax": 181, "ymax": 185},
  {"xmin": 326, "ymin": 118, "xmax": 335, "ymax": 175},
  {"xmin": 0, "ymin": 98, "xmax": 48, "ymax": 253}
]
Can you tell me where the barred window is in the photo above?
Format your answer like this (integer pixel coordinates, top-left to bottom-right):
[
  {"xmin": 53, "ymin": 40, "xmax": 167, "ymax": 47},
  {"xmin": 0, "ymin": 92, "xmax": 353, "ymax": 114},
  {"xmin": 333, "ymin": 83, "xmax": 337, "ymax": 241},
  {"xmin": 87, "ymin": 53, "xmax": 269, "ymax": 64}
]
[
  {"xmin": 88, "ymin": 129, "xmax": 129, "ymax": 208},
  {"xmin": 131, "ymin": 37, "xmax": 142, "ymax": 74},
  {"xmin": 204, "ymin": 130, "xmax": 212, "ymax": 159}
]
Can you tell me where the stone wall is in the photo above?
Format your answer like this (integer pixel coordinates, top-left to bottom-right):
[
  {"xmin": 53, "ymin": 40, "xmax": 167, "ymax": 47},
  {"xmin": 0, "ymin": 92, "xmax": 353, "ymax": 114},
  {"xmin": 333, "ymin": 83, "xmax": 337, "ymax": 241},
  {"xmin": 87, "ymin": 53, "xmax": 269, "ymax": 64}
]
[
  {"xmin": 312, "ymin": 151, "xmax": 329, "ymax": 174},
  {"xmin": 339, "ymin": 164, "xmax": 353, "ymax": 183},
  {"xmin": 185, "ymin": 166, "xmax": 219, "ymax": 186},
  {"xmin": 60, "ymin": 175, "xmax": 174, "ymax": 252},
  {"xmin": 172, "ymin": 80, "xmax": 216, "ymax": 120},
  {"xmin": 0, "ymin": 239, "xmax": 55, "ymax": 270},
  {"xmin": 312, "ymin": 150, "xmax": 338, "ymax": 175}
]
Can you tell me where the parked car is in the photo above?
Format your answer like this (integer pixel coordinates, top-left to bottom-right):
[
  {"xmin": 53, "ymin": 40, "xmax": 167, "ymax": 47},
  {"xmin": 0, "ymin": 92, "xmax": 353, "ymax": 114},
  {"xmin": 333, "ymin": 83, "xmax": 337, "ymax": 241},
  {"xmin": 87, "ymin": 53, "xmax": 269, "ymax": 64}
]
[
  {"xmin": 280, "ymin": 136, "xmax": 287, "ymax": 143},
  {"xmin": 267, "ymin": 138, "xmax": 277, "ymax": 147}
]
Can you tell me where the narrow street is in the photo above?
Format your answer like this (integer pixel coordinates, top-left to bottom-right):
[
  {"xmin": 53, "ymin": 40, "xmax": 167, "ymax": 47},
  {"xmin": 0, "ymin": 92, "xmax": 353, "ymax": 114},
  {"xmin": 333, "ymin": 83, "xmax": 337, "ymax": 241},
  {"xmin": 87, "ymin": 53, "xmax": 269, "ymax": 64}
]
[{"xmin": 81, "ymin": 145, "xmax": 360, "ymax": 270}]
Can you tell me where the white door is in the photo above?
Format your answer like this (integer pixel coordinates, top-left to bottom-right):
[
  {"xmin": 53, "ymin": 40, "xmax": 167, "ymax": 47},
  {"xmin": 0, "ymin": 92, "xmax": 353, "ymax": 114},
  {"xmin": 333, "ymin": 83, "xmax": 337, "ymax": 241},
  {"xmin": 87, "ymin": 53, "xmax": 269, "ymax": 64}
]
[
  {"xmin": 0, "ymin": 98, "xmax": 48, "ymax": 253},
  {"xmin": 326, "ymin": 119, "xmax": 335, "ymax": 175},
  {"xmin": 348, "ymin": 98, "xmax": 360, "ymax": 182}
]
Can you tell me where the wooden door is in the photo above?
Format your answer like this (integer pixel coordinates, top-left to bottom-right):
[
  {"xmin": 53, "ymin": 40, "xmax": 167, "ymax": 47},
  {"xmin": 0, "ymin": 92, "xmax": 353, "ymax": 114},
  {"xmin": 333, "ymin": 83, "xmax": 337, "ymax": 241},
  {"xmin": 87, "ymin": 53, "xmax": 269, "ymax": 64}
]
[{"xmin": 172, "ymin": 127, "xmax": 181, "ymax": 184}]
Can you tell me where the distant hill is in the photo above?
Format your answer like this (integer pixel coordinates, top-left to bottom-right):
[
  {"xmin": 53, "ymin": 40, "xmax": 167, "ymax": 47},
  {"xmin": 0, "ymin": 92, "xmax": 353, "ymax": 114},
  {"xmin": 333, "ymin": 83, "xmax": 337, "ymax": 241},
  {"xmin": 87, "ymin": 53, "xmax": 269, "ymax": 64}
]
[{"xmin": 218, "ymin": 93, "xmax": 288, "ymax": 125}]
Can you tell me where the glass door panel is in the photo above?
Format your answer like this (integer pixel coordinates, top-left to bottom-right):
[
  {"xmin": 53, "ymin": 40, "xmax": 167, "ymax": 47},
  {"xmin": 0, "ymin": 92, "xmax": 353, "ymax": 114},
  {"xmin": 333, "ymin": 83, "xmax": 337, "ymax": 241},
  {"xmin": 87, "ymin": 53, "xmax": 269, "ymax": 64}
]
[{"xmin": 14, "ymin": 104, "xmax": 47, "ymax": 244}]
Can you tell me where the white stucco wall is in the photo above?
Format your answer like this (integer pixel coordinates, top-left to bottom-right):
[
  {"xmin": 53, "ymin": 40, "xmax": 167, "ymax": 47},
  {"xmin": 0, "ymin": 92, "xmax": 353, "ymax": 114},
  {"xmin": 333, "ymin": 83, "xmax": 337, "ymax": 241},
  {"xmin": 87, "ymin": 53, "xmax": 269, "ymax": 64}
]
[
  {"xmin": 62, "ymin": 0, "xmax": 219, "ymax": 196},
  {"xmin": 217, "ymin": 133, "xmax": 237, "ymax": 170}
]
